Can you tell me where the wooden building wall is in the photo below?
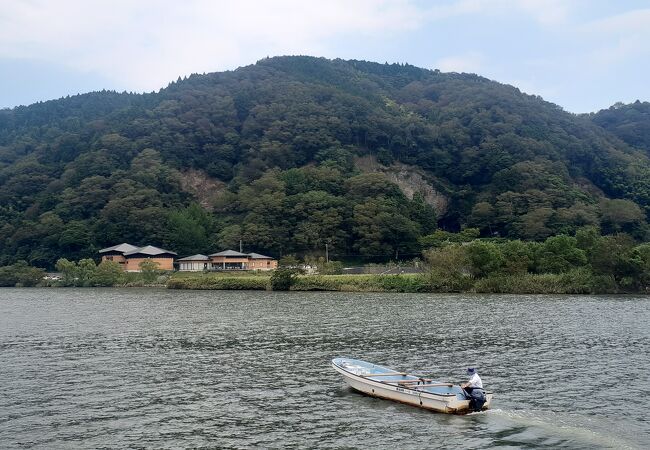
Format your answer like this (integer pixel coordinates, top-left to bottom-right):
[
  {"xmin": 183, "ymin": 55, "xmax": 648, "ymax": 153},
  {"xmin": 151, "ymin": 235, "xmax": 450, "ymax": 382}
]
[{"xmin": 124, "ymin": 257, "xmax": 174, "ymax": 272}]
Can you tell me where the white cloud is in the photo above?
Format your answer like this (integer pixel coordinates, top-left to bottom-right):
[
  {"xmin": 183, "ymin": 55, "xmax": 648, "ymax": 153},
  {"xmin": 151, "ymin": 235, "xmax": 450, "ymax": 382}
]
[
  {"xmin": 2, "ymin": 0, "xmax": 647, "ymax": 113},
  {"xmin": 0, "ymin": 0, "xmax": 423, "ymax": 91},
  {"xmin": 579, "ymin": 8, "xmax": 650, "ymax": 68},
  {"xmin": 424, "ymin": 0, "xmax": 570, "ymax": 26},
  {"xmin": 0, "ymin": 0, "xmax": 577, "ymax": 93},
  {"xmin": 515, "ymin": 0, "xmax": 569, "ymax": 26},
  {"xmin": 581, "ymin": 8, "xmax": 650, "ymax": 33}
]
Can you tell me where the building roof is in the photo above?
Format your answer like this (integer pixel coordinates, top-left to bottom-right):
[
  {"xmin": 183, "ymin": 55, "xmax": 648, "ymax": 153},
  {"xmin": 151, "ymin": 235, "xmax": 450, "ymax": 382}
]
[
  {"xmin": 98, "ymin": 243, "xmax": 139, "ymax": 254},
  {"xmin": 209, "ymin": 250, "xmax": 248, "ymax": 257},
  {"xmin": 177, "ymin": 254, "xmax": 210, "ymax": 261},
  {"xmin": 124, "ymin": 245, "xmax": 177, "ymax": 257},
  {"xmin": 248, "ymin": 252, "xmax": 274, "ymax": 259}
]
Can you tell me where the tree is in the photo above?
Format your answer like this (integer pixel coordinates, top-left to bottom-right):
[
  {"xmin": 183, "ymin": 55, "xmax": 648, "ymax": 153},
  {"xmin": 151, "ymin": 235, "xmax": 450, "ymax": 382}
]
[
  {"xmin": 56, "ymin": 258, "xmax": 79, "ymax": 286},
  {"xmin": 0, "ymin": 265, "xmax": 17, "ymax": 287},
  {"xmin": 517, "ymin": 208, "xmax": 554, "ymax": 240},
  {"xmin": 270, "ymin": 268, "xmax": 299, "ymax": 291},
  {"xmin": 76, "ymin": 259, "xmax": 98, "ymax": 286},
  {"xmin": 423, "ymin": 245, "xmax": 472, "ymax": 291},
  {"xmin": 599, "ymin": 199, "xmax": 645, "ymax": 236},
  {"xmin": 139, "ymin": 259, "xmax": 161, "ymax": 283},
  {"xmin": 419, "ymin": 228, "xmax": 479, "ymax": 248},
  {"xmin": 576, "ymin": 226, "xmax": 600, "ymax": 253},
  {"xmin": 58, "ymin": 221, "xmax": 94, "ymax": 262},
  {"xmin": 588, "ymin": 234, "xmax": 636, "ymax": 281},
  {"xmin": 352, "ymin": 198, "xmax": 421, "ymax": 259},
  {"xmin": 534, "ymin": 235, "xmax": 587, "ymax": 274},
  {"xmin": 92, "ymin": 260, "xmax": 124, "ymax": 286},
  {"xmin": 376, "ymin": 147, "xmax": 394, "ymax": 165},
  {"xmin": 217, "ymin": 224, "xmax": 243, "ymax": 249},
  {"xmin": 470, "ymin": 202, "xmax": 496, "ymax": 233},
  {"xmin": 631, "ymin": 243, "xmax": 650, "ymax": 289},
  {"xmin": 0, "ymin": 261, "xmax": 45, "ymax": 287},
  {"xmin": 466, "ymin": 241, "xmax": 504, "ymax": 278},
  {"xmin": 278, "ymin": 255, "xmax": 300, "ymax": 268},
  {"xmin": 500, "ymin": 240, "xmax": 533, "ymax": 275},
  {"xmin": 165, "ymin": 203, "xmax": 213, "ymax": 255},
  {"xmin": 344, "ymin": 173, "xmax": 402, "ymax": 201},
  {"xmin": 409, "ymin": 192, "xmax": 437, "ymax": 235},
  {"xmin": 288, "ymin": 190, "xmax": 347, "ymax": 252},
  {"xmin": 15, "ymin": 264, "xmax": 46, "ymax": 287}
]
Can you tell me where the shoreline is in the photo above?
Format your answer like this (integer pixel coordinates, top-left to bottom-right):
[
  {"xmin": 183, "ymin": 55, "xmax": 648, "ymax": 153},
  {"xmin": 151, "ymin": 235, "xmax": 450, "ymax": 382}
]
[
  {"xmin": 165, "ymin": 272, "xmax": 649, "ymax": 295},
  {"xmin": 6, "ymin": 270, "xmax": 648, "ymax": 295}
]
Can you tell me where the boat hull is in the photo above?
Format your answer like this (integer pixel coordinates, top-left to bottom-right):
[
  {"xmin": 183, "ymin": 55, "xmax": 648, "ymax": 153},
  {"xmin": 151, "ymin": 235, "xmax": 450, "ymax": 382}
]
[{"xmin": 332, "ymin": 358, "xmax": 492, "ymax": 414}]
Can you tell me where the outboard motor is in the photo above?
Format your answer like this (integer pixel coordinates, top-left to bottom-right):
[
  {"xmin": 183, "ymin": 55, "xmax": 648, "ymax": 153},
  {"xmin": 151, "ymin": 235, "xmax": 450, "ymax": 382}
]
[{"xmin": 468, "ymin": 388, "xmax": 486, "ymax": 412}]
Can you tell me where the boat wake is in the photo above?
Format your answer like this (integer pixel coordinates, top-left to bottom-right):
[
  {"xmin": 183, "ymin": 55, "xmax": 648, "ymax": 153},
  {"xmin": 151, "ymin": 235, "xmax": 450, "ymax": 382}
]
[{"xmin": 483, "ymin": 408, "xmax": 640, "ymax": 449}]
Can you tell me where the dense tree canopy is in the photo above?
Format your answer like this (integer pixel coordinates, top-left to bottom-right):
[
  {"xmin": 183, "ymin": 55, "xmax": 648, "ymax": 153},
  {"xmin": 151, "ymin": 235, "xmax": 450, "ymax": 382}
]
[
  {"xmin": 0, "ymin": 56, "xmax": 649, "ymax": 267},
  {"xmin": 591, "ymin": 101, "xmax": 650, "ymax": 154}
]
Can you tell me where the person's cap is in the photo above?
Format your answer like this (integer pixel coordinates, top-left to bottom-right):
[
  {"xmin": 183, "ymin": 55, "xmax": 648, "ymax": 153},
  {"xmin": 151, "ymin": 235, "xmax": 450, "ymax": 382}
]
[{"xmin": 467, "ymin": 367, "xmax": 476, "ymax": 375}]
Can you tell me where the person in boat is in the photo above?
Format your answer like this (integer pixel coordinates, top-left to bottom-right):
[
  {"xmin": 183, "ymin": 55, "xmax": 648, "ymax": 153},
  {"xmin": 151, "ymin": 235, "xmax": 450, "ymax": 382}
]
[
  {"xmin": 461, "ymin": 367, "xmax": 486, "ymax": 412},
  {"xmin": 461, "ymin": 367, "xmax": 482, "ymax": 393}
]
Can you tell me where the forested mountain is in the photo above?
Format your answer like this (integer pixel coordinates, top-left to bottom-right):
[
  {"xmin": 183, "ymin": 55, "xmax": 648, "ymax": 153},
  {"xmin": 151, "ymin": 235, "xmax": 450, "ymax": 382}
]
[
  {"xmin": 591, "ymin": 101, "xmax": 650, "ymax": 154},
  {"xmin": 0, "ymin": 56, "xmax": 649, "ymax": 267}
]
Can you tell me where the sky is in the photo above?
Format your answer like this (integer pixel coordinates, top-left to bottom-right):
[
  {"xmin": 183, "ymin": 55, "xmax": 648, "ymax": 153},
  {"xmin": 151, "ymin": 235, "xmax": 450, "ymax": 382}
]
[{"xmin": 1, "ymin": 0, "xmax": 649, "ymax": 113}]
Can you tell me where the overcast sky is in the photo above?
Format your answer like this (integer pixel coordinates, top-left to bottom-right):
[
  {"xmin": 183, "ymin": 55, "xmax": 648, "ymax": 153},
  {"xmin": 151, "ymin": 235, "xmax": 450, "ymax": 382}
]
[{"xmin": 1, "ymin": 0, "xmax": 649, "ymax": 112}]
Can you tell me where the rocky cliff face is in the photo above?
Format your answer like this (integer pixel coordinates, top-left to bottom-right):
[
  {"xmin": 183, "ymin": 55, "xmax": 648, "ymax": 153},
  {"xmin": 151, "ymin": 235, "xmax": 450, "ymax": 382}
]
[{"xmin": 355, "ymin": 155, "xmax": 449, "ymax": 216}]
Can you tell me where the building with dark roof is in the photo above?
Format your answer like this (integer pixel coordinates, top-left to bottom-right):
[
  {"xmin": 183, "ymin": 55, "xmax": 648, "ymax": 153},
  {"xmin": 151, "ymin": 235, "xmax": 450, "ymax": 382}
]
[
  {"xmin": 98, "ymin": 244, "xmax": 177, "ymax": 272},
  {"xmin": 98, "ymin": 243, "xmax": 140, "ymax": 267},
  {"xmin": 246, "ymin": 252, "xmax": 278, "ymax": 270},
  {"xmin": 123, "ymin": 246, "xmax": 177, "ymax": 272},
  {"xmin": 177, "ymin": 254, "xmax": 211, "ymax": 272},
  {"xmin": 208, "ymin": 250, "xmax": 277, "ymax": 271},
  {"xmin": 99, "ymin": 244, "xmax": 275, "ymax": 272},
  {"xmin": 209, "ymin": 249, "xmax": 250, "ymax": 270}
]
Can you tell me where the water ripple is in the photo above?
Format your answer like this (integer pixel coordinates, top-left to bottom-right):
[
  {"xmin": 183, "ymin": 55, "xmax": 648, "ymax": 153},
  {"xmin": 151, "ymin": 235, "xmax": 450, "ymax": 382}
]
[{"xmin": 0, "ymin": 289, "xmax": 648, "ymax": 448}]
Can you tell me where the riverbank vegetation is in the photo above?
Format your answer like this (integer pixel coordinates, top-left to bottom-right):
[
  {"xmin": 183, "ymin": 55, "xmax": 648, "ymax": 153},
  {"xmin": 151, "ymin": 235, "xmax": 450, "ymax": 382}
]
[
  {"xmin": 0, "ymin": 261, "xmax": 45, "ymax": 287},
  {"xmin": 423, "ymin": 227, "xmax": 650, "ymax": 294},
  {"xmin": 165, "ymin": 271, "xmax": 431, "ymax": 292},
  {"xmin": 1, "ymin": 226, "xmax": 649, "ymax": 293},
  {"xmin": 167, "ymin": 274, "xmax": 268, "ymax": 290},
  {"xmin": 48, "ymin": 258, "xmax": 168, "ymax": 287},
  {"xmin": 166, "ymin": 228, "xmax": 650, "ymax": 294}
]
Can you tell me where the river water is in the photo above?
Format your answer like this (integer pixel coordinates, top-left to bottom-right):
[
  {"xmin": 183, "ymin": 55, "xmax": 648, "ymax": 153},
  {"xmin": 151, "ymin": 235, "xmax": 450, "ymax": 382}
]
[{"xmin": 0, "ymin": 288, "xmax": 648, "ymax": 449}]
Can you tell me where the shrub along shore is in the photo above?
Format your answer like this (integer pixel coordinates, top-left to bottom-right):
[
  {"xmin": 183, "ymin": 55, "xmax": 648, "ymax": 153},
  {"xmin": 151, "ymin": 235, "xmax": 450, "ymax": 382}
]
[
  {"xmin": 168, "ymin": 228, "xmax": 650, "ymax": 294},
  {"xmin": 1, "ymin": 267, "xmax": 647, "ymax": 294},
  {"xmin": 2, "ymin": 227, "xmax": 649, "ymax": 294},
  {"xmin": 165, "ymin": 270, "xmax": 645, "ymax": 294}
]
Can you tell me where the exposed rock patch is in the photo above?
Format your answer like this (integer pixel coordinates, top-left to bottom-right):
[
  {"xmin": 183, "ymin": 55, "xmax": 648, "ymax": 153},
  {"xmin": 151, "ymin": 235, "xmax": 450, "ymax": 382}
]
[
  {"xmin": 179, "ymin": 169, "xmax": 226, "ymax": 210},
  {"xmin": 355, "ymin": 155, "xmax": 449, "ymax": 215}
]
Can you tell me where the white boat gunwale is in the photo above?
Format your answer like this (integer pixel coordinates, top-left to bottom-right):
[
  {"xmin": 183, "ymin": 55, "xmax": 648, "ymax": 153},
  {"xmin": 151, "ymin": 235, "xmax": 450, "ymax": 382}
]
[
  {"xmin": 333, "ymin": 362, "xmax": 458, "ymax": 398},
  {"xmin": 332, "ymin": 357, "xmax": 493, "ymax": 414}
]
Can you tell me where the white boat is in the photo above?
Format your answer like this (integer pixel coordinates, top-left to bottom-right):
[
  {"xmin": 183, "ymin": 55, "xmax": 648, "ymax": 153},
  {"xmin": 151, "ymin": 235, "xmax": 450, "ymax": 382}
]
[{"xmin": 332, "ymin": 357, "xmax": 493, "ymax": 414}]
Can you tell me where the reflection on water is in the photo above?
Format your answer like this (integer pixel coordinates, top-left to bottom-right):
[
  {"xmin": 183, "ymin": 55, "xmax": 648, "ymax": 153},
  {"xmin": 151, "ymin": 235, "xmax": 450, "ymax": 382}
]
[{"xmin": 0, "ymin": 288, "xmax": 648, "ymax": 448}]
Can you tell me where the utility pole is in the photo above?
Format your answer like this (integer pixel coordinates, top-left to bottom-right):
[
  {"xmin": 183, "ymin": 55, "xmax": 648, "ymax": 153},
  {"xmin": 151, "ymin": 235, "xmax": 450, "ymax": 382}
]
[
  {"xmin": 239, "ymin": 240, "xmax": 243, "ymax": 253},
  {"xmin": 325, "ymin": 243, "xmax": 329, "ymax": 263}
]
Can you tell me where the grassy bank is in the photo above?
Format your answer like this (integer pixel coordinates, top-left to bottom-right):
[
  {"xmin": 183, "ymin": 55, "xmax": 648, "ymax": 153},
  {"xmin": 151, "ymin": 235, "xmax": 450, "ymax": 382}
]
[
  {"xmin": 291, "ymin": 274, "xmax": 430, "ymax": 292},
  {"xmin": 167, "ymin": 273, "xmax": 268, "ymax": 290},
  {"xmin": 165, "ymin": 270, "xmax": 640, "ymax": 294},
  {"xmin": 166, "ymin": 272, "xmax": 429, "ymax": 292}
]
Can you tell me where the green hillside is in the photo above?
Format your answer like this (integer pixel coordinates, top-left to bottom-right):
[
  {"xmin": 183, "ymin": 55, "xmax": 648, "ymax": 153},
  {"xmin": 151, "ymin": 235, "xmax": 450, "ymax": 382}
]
[
  {"xmin": 591, "ymin": 101, "xmax": 650, "ymax": 154},
  {"xmin": 0, "ymin": 56, "xmax": 648, "ymax": 267}
]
